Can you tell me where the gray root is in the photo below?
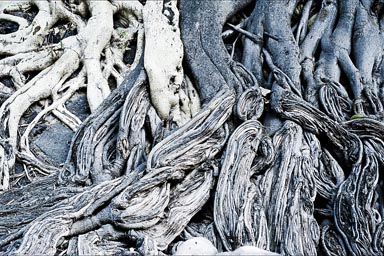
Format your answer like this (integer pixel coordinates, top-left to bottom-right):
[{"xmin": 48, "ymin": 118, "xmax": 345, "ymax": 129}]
[{"xmin": 1, "ymin": 0, "xmax": 384, "ymax": 256}]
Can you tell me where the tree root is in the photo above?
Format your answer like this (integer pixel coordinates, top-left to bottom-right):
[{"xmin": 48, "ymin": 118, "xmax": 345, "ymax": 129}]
[
  {"xmin": 215, "ymin": 120, "xmax": 273, "ymax": 251},
  {"xmin": 0, "ymin": 0, "xmax": 144, "ymax": 189},
  {"xmin": 1, "ymin": 0, "xmax": 384, "ymax": 255}
]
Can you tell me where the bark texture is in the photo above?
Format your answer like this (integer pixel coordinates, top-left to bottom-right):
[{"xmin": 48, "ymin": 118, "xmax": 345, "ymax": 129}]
[{"xmin": 1, "ymin": 0, "xmax": 384, "ymax": 255}]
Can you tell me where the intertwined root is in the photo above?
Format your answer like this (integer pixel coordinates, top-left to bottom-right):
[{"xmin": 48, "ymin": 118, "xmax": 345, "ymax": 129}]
[
  {"xmin": 214, "ymin": 120, "xmax": 273, "ymax": 251},
  {"xmin": 0, "ymin": 0, "xmax": 143, "ymax": 189},
  {"xmin": 2, "ymin": 0, "xmax": 384, "ymax": 255},
  {"xmin": 1, "ymin": 88, "xmax": 234, "ymax": 255}
]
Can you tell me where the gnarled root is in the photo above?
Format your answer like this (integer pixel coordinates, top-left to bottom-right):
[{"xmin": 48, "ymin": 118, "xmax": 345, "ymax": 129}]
[
  {"xmin": 214, "ymin": 120, "xmax": 273, "ymax": 251},
  {"xmin": 0, "ymin": 0, "xmax": 144, "ymax": 190}
]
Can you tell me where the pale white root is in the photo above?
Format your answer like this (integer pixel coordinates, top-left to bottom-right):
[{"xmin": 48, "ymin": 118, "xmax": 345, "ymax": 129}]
[
  {"xmin": 0, "ymin": 0, "xmax": 144, "ymax": 189},
  {"xmin": 0, "ymin": 41, "xmax": 81, "ymax": 189},
  {"xmin": 102, "ymin": 22, "xmax": 142, "ymax": 82},
  {"xmin": 0, "ymin": 49, "xmax": 63, "ymax": 89},
  {"xmin": 0, "ymin": 0, "xmax": 60, "ymax": 55},
  {"xmin": 0, "ymin": 1, "xmax": 31, "ymax": 14},
  {"xmin": 19, "ymin": 69, "xmax": 86, "ymax": 155},
  {"xmin": 52, "ymin": 106, "xmax": 83, "ymax": 131},
  {"xmin": 80, "ymin": 0, "xmax": 114, "ymax": 113},
  {"xmin": 143, "ymin": 0, "xmax": 200, "ymax": 125},
  {"xmin": 110, "ymin": 0, "xmax": 144, "ymax": 72},
  {"xmin": 80, "ymin": 0, "xmax": 143, "ymax": 112},
  {"xmin": 5, "ymin": 43, "xmax": 81, "ymax": 145}
]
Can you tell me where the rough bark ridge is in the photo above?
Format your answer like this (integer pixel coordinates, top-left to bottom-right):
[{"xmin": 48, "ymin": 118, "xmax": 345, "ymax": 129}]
[{"xmin": 1, "ymin": 0, "xmax": 384, "ymax": 255}]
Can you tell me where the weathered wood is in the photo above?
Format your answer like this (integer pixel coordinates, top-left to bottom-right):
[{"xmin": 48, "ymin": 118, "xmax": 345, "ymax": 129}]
[{"xmin": 1, "ymin": 0, "xmax": 384, "ymax": 255}]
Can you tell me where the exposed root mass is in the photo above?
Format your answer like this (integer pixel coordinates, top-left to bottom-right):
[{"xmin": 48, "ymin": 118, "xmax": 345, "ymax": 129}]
[{"xmin": 1, "ymin": 0, "xmax": 384, "ymax": 255}]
